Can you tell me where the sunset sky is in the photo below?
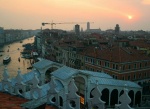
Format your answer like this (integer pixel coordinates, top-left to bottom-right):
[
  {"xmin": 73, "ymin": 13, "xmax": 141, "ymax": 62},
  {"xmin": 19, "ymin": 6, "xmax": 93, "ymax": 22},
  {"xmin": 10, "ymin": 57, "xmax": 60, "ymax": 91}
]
[{"xmin": 0, "ymin": 0, "xmax": 150, "ymax": 31}]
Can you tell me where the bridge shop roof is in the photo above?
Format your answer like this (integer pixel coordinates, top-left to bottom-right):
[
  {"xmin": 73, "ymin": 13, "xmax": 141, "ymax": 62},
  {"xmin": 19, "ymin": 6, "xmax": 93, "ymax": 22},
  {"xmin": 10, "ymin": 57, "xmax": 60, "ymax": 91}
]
[{"xmin": 52, "ymin": 66, "xmax": 78, "ymax": 80}]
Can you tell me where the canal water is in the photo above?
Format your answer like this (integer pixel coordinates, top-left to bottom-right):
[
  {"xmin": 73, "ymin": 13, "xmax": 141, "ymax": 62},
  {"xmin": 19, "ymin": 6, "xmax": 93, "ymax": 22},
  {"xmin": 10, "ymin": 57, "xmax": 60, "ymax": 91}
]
[{"xmin": 0, "ymin": 37, "xmax": 35, "ymax": 81}]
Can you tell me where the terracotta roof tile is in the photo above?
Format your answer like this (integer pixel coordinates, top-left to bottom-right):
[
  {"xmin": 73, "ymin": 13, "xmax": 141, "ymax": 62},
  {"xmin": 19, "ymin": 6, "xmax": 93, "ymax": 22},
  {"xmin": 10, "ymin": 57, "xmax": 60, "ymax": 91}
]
[
  {"xmin": 0, "ymin": 92, "xmax": 56, "ymax": 109},
  {"xmin": 83, "ymin": 46, "xmax": 150, "ymax": 62},
  {"xmin": 130, "ymin": 40, "xmax": 150, "ymax": 48}
]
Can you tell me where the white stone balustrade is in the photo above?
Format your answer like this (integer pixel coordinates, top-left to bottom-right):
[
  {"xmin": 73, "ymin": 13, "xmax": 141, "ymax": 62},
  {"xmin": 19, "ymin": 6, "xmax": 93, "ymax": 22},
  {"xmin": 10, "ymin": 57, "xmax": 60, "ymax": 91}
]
[
  {"xmin": 88, "ymin": 80, "xmax": 105, "ymax": 109},
  {"xmin": 115, "ymin": 85, "xmax": 134, "ymax": 109}
]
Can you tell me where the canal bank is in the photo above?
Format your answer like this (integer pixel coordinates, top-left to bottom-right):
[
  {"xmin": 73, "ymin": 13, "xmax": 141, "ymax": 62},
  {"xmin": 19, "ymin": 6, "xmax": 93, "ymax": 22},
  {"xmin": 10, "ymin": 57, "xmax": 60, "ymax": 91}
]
[{"xmin": 0, "ymin": 36, "xmax": 35, "ymax": 81}]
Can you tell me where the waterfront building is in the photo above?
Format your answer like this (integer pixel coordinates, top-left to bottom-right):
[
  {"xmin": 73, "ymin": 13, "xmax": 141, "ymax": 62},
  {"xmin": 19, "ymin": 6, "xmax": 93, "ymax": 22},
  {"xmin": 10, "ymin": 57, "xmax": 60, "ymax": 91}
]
[{"xmin": 0, "ymin": 27, "xmax": 5, "ymax": 46}]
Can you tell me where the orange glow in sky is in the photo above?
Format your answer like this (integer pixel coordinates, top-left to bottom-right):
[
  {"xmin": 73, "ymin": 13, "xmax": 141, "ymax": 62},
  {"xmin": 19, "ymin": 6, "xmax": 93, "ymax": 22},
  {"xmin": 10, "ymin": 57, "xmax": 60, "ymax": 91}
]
[
  {"xmin": 128, "ymin": 15, "xmax": 133, "ymax": 20},
  {"xmin": 0, "ymin": 0, "xmax": 150, "ymax": 31}
]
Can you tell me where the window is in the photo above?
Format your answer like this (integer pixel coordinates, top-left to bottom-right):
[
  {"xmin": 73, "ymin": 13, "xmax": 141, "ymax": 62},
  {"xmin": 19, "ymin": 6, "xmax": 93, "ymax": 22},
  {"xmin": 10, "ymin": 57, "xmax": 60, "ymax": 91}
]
[
  {"xmin": 113, "ymin": 64, "xmax": 118, "ymax": 69},
  {"xmin": 134, "ymin": 74, "xmax": 136, "ymax": 79},
  {"xmin": 116, "ymin": 65, "xmax": 118, "ymax": 69},
  {"xmin": 128, "ymin": 65, "xmax": 131, "ymax": 69},
  {"xmin": 113, "ymin": 64, "xmax": 115, "ymax": 69},
  {"xmin": 145, "ymin": 62, "xmax": 148, "ymax": 67},
  {"xmin": 105, "ymin": 62, "xmax": 107, "ymax": 67},
  {"xmin": 88, "ymin": 58, "xmax": 90, "ymax": 62},
  {"xmin": 112, "ymin": 75, "xmax": 115, "ymax": 78},
  {"xmin": 105, "ymin": 62, "xmax": 109, "ymax": 67},
  {"xmin": 139, "ymin": 73, "xmax": 141, "ymax": 79},
  {"xmin": 96, "ymin": 60, "xmax": 101, "ymax": 65},
  {"xmin": 91, "ymin": 59, "xmax": 93, "ymax": 63},
  {"xmin": 122, "ymin": 76, "xmax": 125, "ymax": 80},
  {"xmin": 122, "ymin": 65, "xmax": 125, "ymax": 70},
  {"xmin": 128, "ymin": 75, "xmax": 130, "ymax": 80},
  {"xmin": 96, "ymin": 60, "xmax": 99, "ymax": 65},
  {"xmin": 134, "ymin": 64, "xmax": 137, "ymax": 69},
  {"xmin": 140, "ymin": 63, "xmax": 142, "ymax": 68},
  {"xmin": 144, "ymin": 72, "xmax": 147, "ymax": 77},
  {"xmin": 99, "ymin": 61, "xmax": 101, "ymax": 65}
]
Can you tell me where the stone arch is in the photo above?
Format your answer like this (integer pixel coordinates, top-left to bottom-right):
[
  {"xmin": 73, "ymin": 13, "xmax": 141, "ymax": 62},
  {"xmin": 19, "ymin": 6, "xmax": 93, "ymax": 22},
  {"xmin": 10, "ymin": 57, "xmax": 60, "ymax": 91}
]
[
  {"xmin": 17, "ymin": 88, "xmax": 23, "ymax": 95},
  {"xmin": 49, "ymin": 95, "xmax": 57, "ymax": 104},
  {"xmin": 101, "ymin": 88, "xmax": 109, "ymax": 105},
  {"xmin": 74, "ymin": 76, "xmax": 86, "ymax": 106},
  {"xmin": 110, "ymin": 89, "xmax": 118, "ymax": 106},
  {"xmin": 45, "ymin": 66, "xmax": 59, "ymax": 83},
  {"xmin": 135, "ymin": 91, "xmax": 141, "ymax": 106},
  {"xmin": 128, "ymin": 90, "xmax": 134, "ymax": 106},
  {"xmin": 55, "ymin": 78, "xmax": 64, "ymax": 88}
]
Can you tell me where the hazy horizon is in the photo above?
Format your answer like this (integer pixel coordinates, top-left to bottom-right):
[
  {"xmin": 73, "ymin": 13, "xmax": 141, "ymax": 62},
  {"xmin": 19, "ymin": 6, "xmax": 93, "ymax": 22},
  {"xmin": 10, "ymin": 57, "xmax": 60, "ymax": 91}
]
[{"xmin": 0, "ymin": 0, "xmax": 150, "ymax": 31}]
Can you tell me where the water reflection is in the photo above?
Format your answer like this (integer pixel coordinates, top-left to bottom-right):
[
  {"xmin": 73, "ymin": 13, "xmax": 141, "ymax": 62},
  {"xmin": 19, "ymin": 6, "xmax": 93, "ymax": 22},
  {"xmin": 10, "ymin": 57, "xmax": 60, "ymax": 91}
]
[{"xmin": 0, "ymin": 37, "xmax": 34, "ymax": 81}]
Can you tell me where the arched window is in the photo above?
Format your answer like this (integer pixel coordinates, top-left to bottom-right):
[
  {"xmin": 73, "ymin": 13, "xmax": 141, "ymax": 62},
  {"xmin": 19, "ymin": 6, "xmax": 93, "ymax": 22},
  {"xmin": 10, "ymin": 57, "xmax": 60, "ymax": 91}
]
[
  {"xmin": 128, "ymin": 90, "xmax": 134, "ymax": 106},
  {"xmin": 74, "ymin": 76, "xmax": 86, "ymax": 105},
  {"xmin": 110, "ymin": 89, "xmax": 118, "ymax": 106},
  {"xmin": 101, "ymin": 88, "xmax": 109, "ymax": 105},
  {"xmin": 45, "ymin": 67, "xmax": 58, "ymax": 83},
  {"xmin": 135, "ymin": 91, "xmax": 141, "ymax": 106}
]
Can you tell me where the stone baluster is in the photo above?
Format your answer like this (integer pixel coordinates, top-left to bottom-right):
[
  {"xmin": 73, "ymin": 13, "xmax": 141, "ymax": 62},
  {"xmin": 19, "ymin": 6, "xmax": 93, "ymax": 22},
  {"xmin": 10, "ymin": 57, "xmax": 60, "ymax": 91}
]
[
  {"xmin": 47, "ymin": 76, "xmax": 59, "ymax": 106},
  {"xmin": 88, "ymin": 80, "xmax": 105, "ymax": 109},
  {"xmin": 2, "ymin": 66, "xmax": 12, "ymax": 93},
  {"xmin": 66, "ymin": 78, "xmax": 80, "ymax": 109},
  {"xmin": 15, "ymin": 68, "xmax": 26, "ymax": 96},
  {"xmin": 115, "ymin": 84, "xmax": 134, "ymax": 109},
  {"xmin": 30, "ymin": 72, "xmax": 42, "ymax": 99}
]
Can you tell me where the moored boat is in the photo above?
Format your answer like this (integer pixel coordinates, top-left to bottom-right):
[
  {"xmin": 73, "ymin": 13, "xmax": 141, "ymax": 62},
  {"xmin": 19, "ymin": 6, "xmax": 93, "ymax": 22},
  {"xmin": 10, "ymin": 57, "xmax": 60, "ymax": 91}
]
[{"xmin": 3, "ymin": 56, "xmax": 11, "ymax": 64}]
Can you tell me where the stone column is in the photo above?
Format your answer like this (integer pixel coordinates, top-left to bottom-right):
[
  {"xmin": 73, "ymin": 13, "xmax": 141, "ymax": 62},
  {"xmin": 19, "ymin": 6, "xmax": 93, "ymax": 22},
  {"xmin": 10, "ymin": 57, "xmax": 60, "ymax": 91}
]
[{"xmin": 109, "ymin": 90, "xmax": 111, "ymax": 106}]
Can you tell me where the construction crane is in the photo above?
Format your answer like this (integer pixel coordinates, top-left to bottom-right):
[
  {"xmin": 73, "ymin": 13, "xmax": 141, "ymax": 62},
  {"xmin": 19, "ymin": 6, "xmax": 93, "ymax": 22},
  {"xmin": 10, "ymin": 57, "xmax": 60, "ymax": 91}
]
[{"xmin": 42, "ymin": 22, "xmax": 94, "ymax": 29}]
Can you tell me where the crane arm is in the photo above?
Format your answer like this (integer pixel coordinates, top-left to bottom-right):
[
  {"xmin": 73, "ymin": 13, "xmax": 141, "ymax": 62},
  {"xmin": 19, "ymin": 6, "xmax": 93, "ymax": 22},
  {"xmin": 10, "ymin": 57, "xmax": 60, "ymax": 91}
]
[{"xmin": 42, "ymin": 21, "xmax": 94, "ymax": 29}]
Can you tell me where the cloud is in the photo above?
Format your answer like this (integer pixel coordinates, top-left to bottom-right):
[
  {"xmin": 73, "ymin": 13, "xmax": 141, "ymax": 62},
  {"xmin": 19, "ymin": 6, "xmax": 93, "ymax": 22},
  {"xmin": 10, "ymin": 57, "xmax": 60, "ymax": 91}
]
[{"xmin": 142, "ymin": 0, "xmax": 150, "ymax": 5}]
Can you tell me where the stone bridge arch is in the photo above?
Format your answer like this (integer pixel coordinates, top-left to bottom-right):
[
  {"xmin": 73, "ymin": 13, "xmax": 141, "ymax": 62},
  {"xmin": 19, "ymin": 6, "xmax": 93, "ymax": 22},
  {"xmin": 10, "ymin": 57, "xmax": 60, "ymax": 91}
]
[
  {"xmin": 33, "ymin": 60, "xmax": 63, "ymax": 85},
  {"xmin": 74, "ymin": 75, "xmax": 87, "ymax": 108}
]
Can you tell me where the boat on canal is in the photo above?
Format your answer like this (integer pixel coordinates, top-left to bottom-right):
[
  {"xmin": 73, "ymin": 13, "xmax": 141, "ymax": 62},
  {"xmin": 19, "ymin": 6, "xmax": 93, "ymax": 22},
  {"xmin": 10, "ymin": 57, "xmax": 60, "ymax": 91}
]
[{"xmin": 3, "ymin": 55, "xmax": 11, "ymax": 64}]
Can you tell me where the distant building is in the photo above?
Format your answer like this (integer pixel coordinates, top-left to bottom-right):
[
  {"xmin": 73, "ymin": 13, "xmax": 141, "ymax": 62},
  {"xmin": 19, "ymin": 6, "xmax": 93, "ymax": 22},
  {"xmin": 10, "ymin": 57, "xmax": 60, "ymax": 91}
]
[
  {"xmin": 87, "ymin": 28, "xmax": 101, "ymax": 33},
  {"xmin": 86, "ymin": 22, "xmax": 101, "ymax": 33},
  {"xmin": 75, "ymin": 24, "xmax": 80, "ymax": 36},
  {"xmin": 115, "ymin": 24, "xmax": 120, "ymax": 34},
  {"xmin": 0, "ymin": 27, "xmax": 4, "ymax": 46},
  {"xmin": 87, "ymin": 22, "xmax": 90, "ymax": 31}
]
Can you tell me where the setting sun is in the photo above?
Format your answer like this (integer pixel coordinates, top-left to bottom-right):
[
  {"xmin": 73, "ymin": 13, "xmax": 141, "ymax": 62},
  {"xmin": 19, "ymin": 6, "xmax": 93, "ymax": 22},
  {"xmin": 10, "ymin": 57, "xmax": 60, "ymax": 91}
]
[{"xmin": 128, "ymin": 15, "xmax": 133, "ymax": 20}]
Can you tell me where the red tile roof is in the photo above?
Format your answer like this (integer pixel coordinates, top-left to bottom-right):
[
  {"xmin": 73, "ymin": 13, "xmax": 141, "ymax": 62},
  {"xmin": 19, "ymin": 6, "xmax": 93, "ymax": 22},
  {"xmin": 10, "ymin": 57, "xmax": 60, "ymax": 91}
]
[
  {"xmin": 83, "ymin": 46, "xmax": 150, "ymax": 63},
  {"xmin": 0, "ymin": 92, "xmax": 56, "ymax": 109},
  {"xmin": 130, "ymin": 40, "xmax": 150, "ymax": 48}
]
